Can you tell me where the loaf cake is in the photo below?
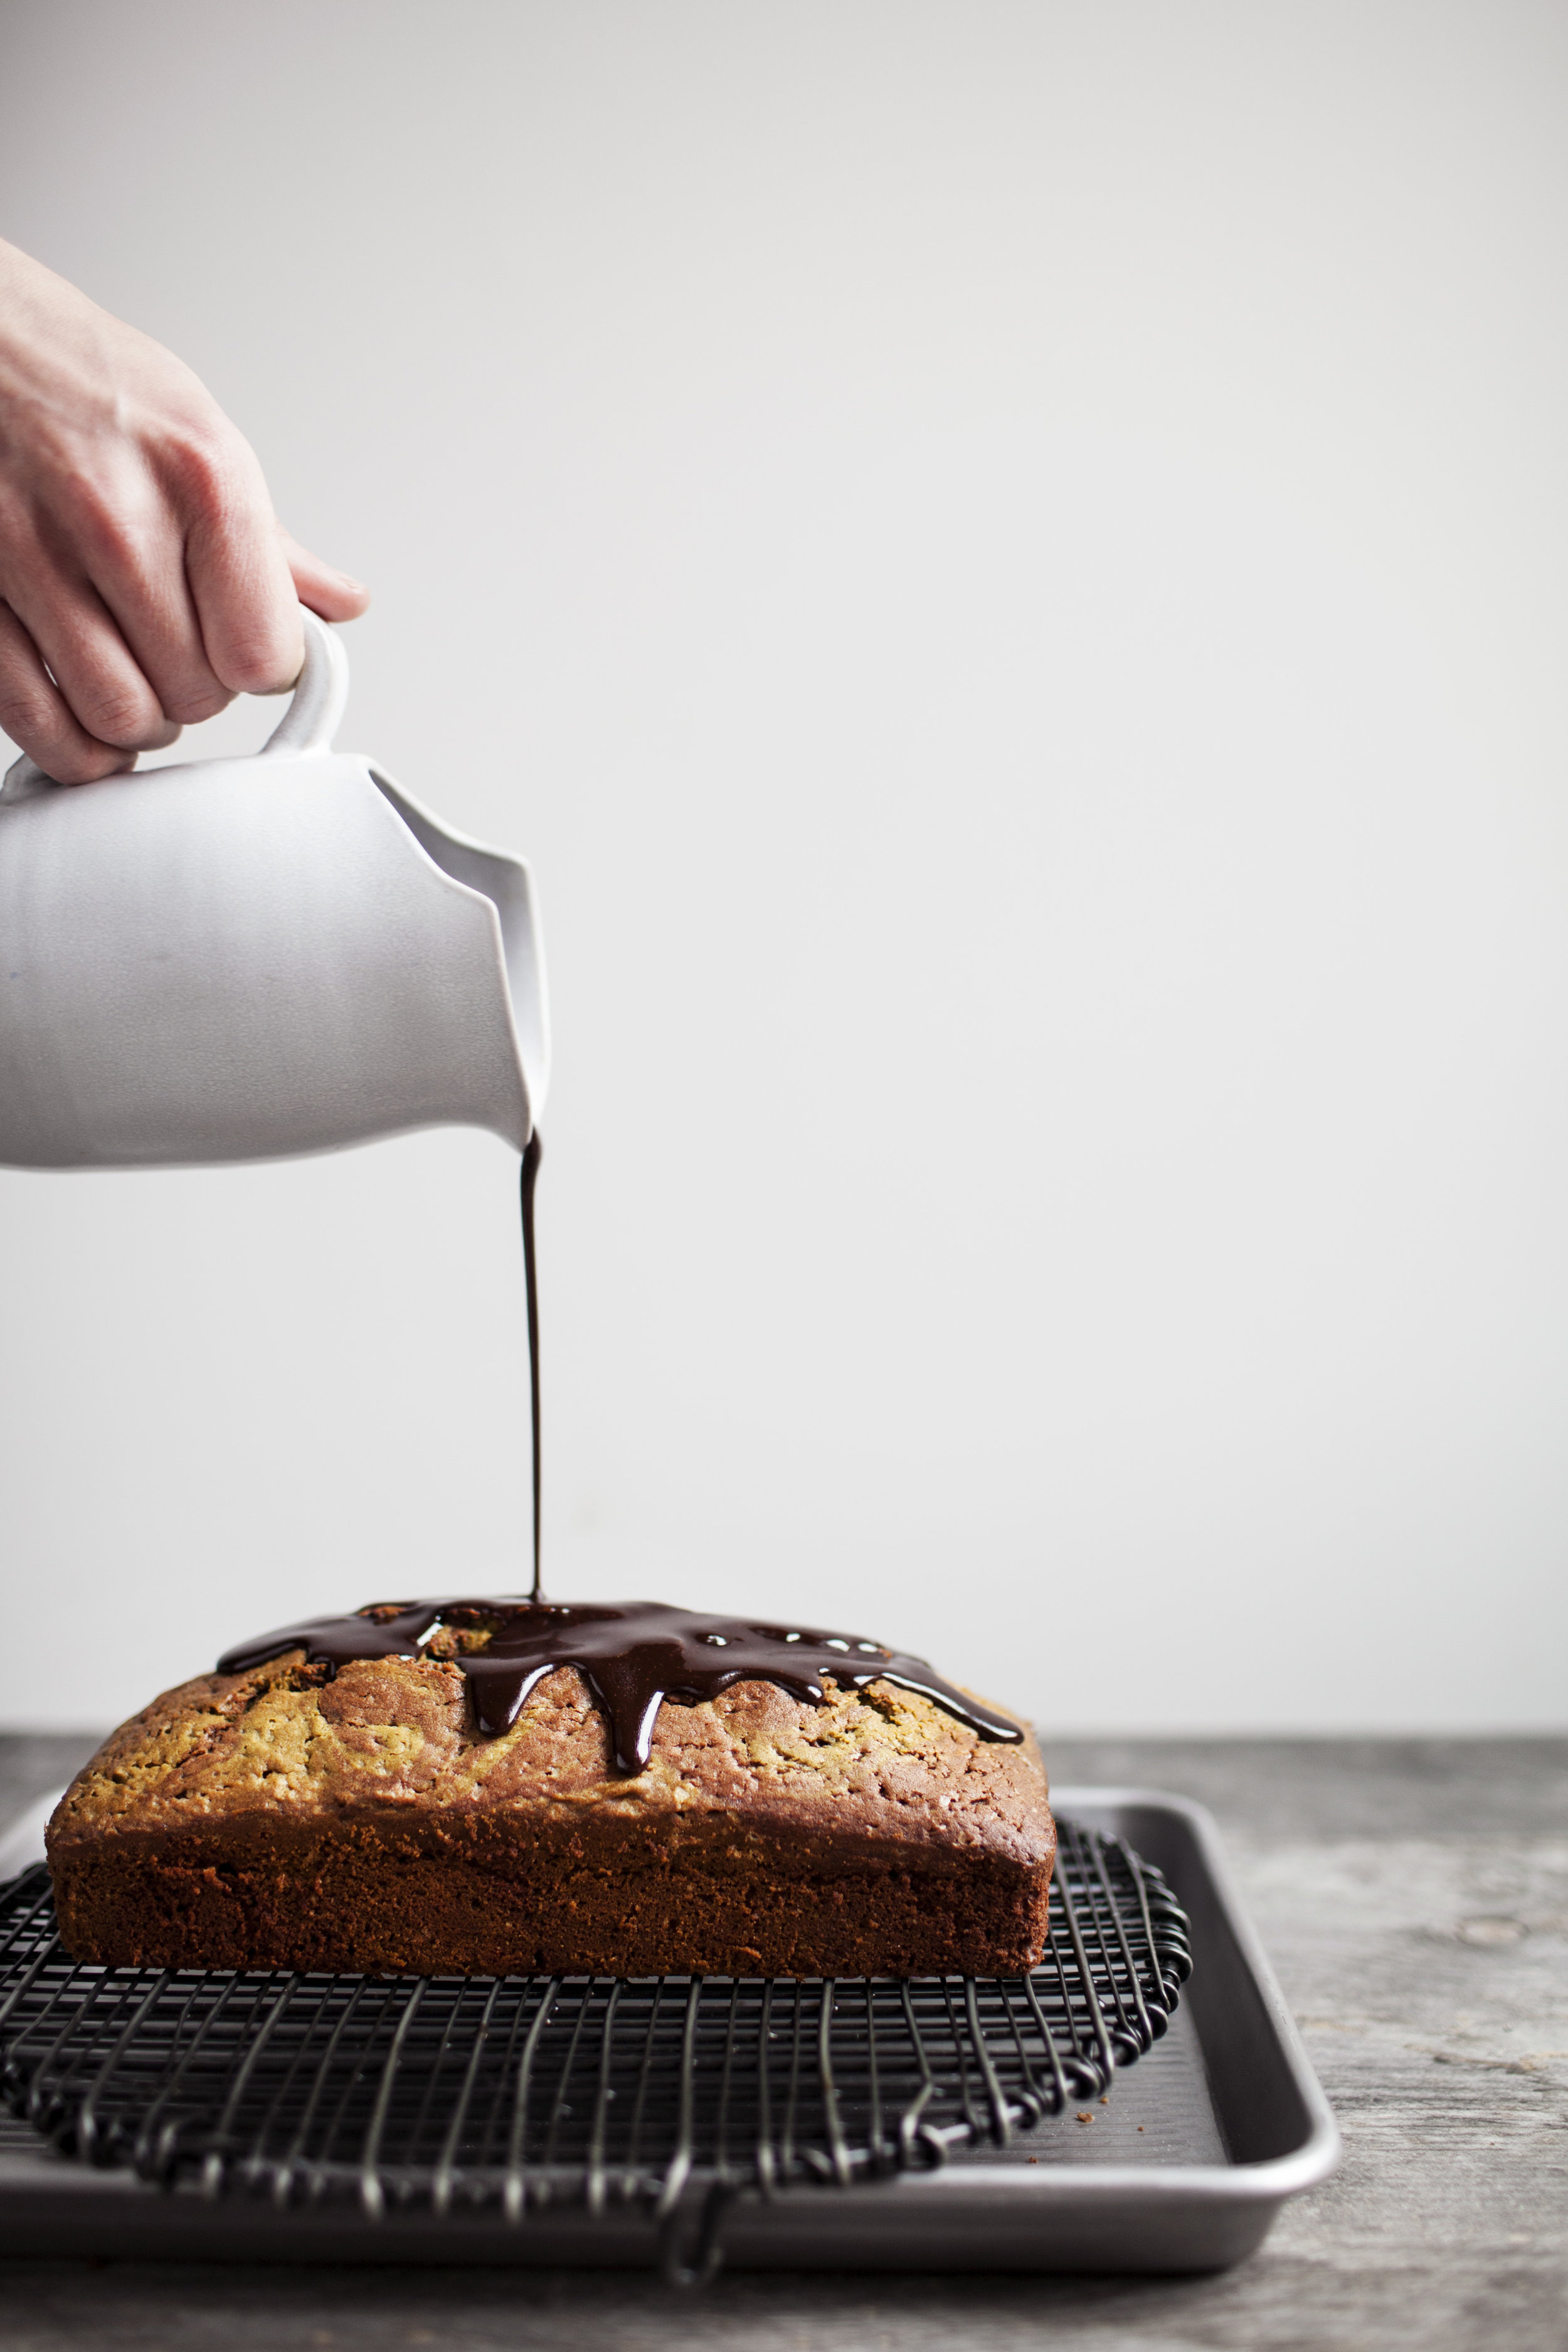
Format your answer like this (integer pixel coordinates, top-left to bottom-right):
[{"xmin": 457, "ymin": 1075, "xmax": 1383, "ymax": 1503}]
[{"xmin": 46, "ymin": 1598, "xmax": 1055, "ymax": 1979}]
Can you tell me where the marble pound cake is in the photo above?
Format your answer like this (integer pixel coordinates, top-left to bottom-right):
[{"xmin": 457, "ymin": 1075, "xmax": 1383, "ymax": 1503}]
[{"xmin": 46, "ymin": 1602, "xmax": 1056, "ymax": 1979}]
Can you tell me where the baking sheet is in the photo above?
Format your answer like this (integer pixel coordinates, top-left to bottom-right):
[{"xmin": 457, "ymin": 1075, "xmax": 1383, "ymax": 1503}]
[{"xmin": 0, "ymin": 1789, "xmax": 1337, "ymax": 2272}]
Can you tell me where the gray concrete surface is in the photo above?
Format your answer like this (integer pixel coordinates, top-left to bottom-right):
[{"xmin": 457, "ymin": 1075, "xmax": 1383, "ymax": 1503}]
[{"xmin": 2, "ymin": 1734, "xmax": 1564, "ymax": 2350}]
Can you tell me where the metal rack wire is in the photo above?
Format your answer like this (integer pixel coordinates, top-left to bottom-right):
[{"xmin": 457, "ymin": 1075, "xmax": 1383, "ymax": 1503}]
[{"xmin": 0, "ymin": 1820, "xmax": 1190, "ymax": 2281}]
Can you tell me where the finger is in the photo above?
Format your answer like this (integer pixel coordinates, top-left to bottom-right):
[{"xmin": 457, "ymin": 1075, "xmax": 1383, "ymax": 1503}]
[
  {"xmin": 2, "ymin": 564, "xmax": 183, "ymax": 753},
  {"xmin": 180, "ymin": 449, "xmax": 304, "ymax": 696},
  {"xmin": 0, "ymin": 602, "xmax": 139, "ymax": 785},
  {"xmin": 44, "ymin": 456, "xmax": 235, "ymax": 728},
  {"xmin": 99, "ymin": 558, "xmax": 233, "ymax": 729},
  {"xmin": 88, "ymin": 540, "xmax": 234, "ymax": 729},
  {"xmin": 281, "ymin": 527, "xmax": 370, "ymax": 623}
]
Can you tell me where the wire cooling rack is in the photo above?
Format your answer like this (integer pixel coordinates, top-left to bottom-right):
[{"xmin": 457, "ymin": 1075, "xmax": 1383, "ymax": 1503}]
[{"xmin": 0, "ymin": 1820, "xmax": 1190, "ymax": 2282}]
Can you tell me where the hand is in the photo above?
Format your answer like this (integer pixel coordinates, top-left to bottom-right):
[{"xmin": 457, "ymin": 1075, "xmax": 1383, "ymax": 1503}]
[{"xmin": 0, "ymin": 238, "xmax": 369, "ymax": 784}]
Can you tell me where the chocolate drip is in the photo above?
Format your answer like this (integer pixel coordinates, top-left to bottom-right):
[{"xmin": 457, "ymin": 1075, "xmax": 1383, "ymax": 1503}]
[
  {"xmin": 218, "ymin": 1597, "xmax": 1024, "ymax": 1775},
  {"xmin": 520, "ymin": 1131, "xmax": 543, "ymax": 1602}
]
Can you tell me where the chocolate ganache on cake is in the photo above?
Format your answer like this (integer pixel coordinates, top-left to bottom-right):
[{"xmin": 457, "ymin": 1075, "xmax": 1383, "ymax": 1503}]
[{"xmin": 218, "ymin": 1597, "xmax": 1025, "ymax": 1774}]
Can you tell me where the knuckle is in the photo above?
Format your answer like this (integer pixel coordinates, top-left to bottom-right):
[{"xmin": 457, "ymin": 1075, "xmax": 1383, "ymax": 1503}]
[
  {"xmin": 81, "ymin": 509, "xmax": 139, "ymax": 580},
  {"xmin": 58, "ymin": 469, "xmax": 157, "ymax": 577},
  {"xmin": 162, "ymin": 420, "xmax": 252, "ymax": 521},
  {"xmin": 0, "ymin": 677, "xmax": 60, "ymax": 748},
  {"xmin": 164, "ymin": 684, "xmax": 232, "ymax": 726},
  {"xmin": 0, "ymin": 706, "xmax": 110, "ymax": 786},
  {"xmin": 83, "ymin": 683, "xmax": 162, "ymax": 748},
  {"xmin": 215, "ymin": 633, "xmax": 297, "ymax": 696}
]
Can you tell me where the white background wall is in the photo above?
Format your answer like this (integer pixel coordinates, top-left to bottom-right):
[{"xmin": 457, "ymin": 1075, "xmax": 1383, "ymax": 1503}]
[{"xmin": 2, "ymin": 0, "xmax": 1565, "ymax": 1733}]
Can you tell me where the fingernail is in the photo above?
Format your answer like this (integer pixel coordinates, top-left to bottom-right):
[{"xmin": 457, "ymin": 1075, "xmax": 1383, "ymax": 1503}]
[{"xmin": 336, "ymin": 572, "xmax": 368, "ymax": 594}]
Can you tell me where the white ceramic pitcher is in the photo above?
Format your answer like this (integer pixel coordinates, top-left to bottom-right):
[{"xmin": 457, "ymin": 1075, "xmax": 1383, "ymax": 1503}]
[{"xmin": 0, "ymin": 613, "xmax": 548, "ymax": 1167}]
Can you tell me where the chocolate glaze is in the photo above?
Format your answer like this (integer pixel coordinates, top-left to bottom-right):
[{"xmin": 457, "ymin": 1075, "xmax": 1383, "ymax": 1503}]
[{"xmin": 217, "ymin": 1598, "xmax": 1024, "ymax": 1775}]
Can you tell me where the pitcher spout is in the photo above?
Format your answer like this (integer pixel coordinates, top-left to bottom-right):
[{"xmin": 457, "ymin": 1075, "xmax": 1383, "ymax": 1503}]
[{"xmin": 367, "ymin": 763, "xmax": 551, "ymax": 1148}]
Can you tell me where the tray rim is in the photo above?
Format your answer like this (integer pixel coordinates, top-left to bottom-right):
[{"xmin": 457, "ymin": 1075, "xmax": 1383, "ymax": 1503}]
[{"xmin": 853, "ymin": 1784, "xmax": 1342, "ymax": 2210}]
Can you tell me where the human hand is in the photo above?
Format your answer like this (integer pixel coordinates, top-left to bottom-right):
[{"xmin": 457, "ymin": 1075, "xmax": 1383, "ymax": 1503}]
[{"xmin": 0, "ymin": 238, "xmax": 369, "ymax": 784}]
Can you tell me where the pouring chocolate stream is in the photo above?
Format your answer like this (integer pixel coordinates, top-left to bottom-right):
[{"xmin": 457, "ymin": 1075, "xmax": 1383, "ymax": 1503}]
[{"xmin": 218, "ymin": 1135, "xmax": 1023, "ymax": 1774}]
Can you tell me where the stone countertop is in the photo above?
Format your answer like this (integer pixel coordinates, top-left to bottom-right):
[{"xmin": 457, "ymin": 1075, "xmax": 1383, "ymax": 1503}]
[{"xmin": 1, "ymin": 1732, "xmax": 1564, "ymax": 2351}]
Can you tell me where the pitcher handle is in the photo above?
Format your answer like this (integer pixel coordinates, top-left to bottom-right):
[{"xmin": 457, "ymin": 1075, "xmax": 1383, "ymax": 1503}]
[
  {"xmin": 0, "ymin": 608, "xmax": 349, "ymax": 805},
  {"xmin": 261, "ymin": 609, "xmax": 350, "ymax": 755}
]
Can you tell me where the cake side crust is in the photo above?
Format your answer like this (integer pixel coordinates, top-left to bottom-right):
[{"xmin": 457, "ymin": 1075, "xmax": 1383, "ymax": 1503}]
[
  {"xmin": 47, "ymin": 1651, "xmax": 1054, "ymax": 1976},
  {"xmin": 49, "ymin": 1808, "xmax": 1052, "ymax": 1976}
]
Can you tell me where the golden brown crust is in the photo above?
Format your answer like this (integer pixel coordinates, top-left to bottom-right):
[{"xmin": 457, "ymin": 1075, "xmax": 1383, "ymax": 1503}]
[{"xmin": 46, "ymin": 1652, "xmax": 1054, "ymax": 1977}]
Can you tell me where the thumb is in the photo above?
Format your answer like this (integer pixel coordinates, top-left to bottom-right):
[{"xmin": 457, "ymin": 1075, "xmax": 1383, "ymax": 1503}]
[{"xmin": 279, "ymin": 526, "xmax": 370, "ymax": 623}]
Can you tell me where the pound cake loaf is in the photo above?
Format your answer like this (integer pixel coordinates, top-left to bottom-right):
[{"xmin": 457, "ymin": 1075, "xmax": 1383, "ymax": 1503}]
[{"xmin": 46, "ymin": 1598, "xmax": 1055, "ymax": 1979}]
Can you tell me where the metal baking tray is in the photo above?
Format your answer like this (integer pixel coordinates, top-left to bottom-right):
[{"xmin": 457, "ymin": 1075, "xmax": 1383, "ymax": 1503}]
[{"xmin": 0, "ymin": 1789, "xmax": 1337, "ymax": 2273}]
